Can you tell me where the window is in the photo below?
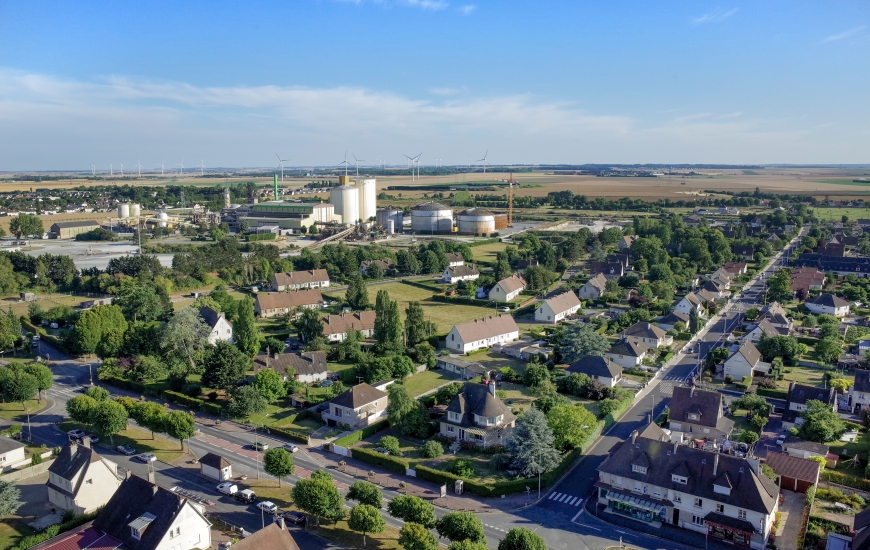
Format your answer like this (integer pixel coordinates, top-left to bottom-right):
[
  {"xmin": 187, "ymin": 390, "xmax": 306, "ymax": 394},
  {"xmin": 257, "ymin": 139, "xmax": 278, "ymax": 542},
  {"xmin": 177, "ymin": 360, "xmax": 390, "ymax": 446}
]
[
  {"xmin": 716, "ymin": 504, "xmax": 724, "ymax": 513},
  {"xmin": 692, "ymin": 515, "xmax": 705, "ymax": 526},
  {"xmin": 694, "ymin": 497, "xmax": 703, "ymax": 508},
  {"xmin": 131, "ymin": 528, "xmax": 141, "ymax": 541},
  {"xmin": 632, "ymin": 465, "xmax": 647, "ymax": 474},
  {"xmin": 738, "ymin": 509, "xmax": 747, "ymax": 519},
  {"xmin": 85, "ymin": 479, "xmax": 92, "ymax": 485},
  {"xmin": 671, "ymin": 475, "xmax": 687, "ymax": 485},
  {"xmin": 446, "ymin": 426, "xmax": 454, "ymax": 433},
  {"xmin": 673, "ymin": 493, "xmax": 681, "ymax": 503},
  {"xmin": 176, "ymin": 528, "xmax": 180, "ymax": 536},
  {"xmin": 448, "ymin": 412, "xmax": 461, "ymax": 422}
]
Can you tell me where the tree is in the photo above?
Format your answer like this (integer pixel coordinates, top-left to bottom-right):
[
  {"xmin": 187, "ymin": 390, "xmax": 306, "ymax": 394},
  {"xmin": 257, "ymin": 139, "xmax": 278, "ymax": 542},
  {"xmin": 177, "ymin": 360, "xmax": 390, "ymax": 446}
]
[
  {"xmin": 22, "ymin": 363, "xmax": 52, "ymax": 404},
  {"xmin": 0, "ymin": 368, "xmax": 38, "ymax": 410},
  {"xmin": 800, "ymin": 399, "xmax": 846, "ymax": 443},
  {"xmin": 234, "ymin": 297, "xmax": 260, "ymax": 357},
  {"xmin": 253, "ymin": 368, "xmax": 286, "ymax": 403},
  {"xmin": 337, "ymin": 328, "xmax": 362, "ymax": 361},
  {"xmin": 814, "ymin": 337, "xmax": 843, "ymax": 365},
  {"xmin": 734, "ymin": 429, "xmax": 759, "ymax": 444},
  {"xmin": 292, "ymin": 469, "xmax": 345, "ymax": 525},
  {"xmin": 524, "ymin": 265, "xmax": 558, "ymax": 291},
  {"xmin": 436, "ymin": 512, "xmax": 486, "ymax": 544},
  {"xmin": 163, "ymin": 410, "xmax": 196, "ymax": 450},
  {"xmin": 405, "ymin": 301, "xmax": 428, "ymax": 348},
  {"xmin": 506, "ymin": 407, "xmax": 561, "ymax": 477},
  {"xmin": 161, "ymin": 307, "xmax": 211, "ymax": 374},
  {"xmin": 387, "ymin": 384, "xmax": 430, "ymax": 438},
  {"xmin": 294, "ymin": 308, "xmax": 324, "ymax": 344},
  {"xmin": 131, "ymin": 401, "xmax": 166, "ymax": 439},
  {"xmin": 558, "ymin": 323, "xmax": 610, "ymax": 364},
  {"xmin": 399, "ymin": 523, "xmax": 438, "ymax": 550},
  {"xmin": 85, "ymin": 386, "xmax": 110, "ymax": 401},
  {"xmin": 228, "ymin": 385, "xmax": 268, "ymax": 418},
  {"xmin": 448, "ymin": 542, "xmax": 488, "ymax": 550},
  {"xmin": 0, "ymin": 309, "xmax": 21, "ymax": 352},
  {"xmin": 115, "ymin": 282, "xmax": 170, "ymax": 323},
  {"xmin": 546, "ymin": 404, "xmax": 597, "ymax": 451},
  {"xmin": 563, "ymin": 372, "xmax": 590, "ymax": 396},
  {"xmin": 202, "ymin": 341, "xmax": 251, "ymax": 392},
  {"xmin": 498, "ymin": 527, "xmax": 546, "ymax": 550},
  {"xmin": 348, "ymin": 504, "xmax": 385, "ymax": 547},
  {"xmin": 9, "ymin": 214, "xmax": 43, "ymax": 241},
  {"xmin": 347, "ymin": 480, "xmax": 383, "ymax": 508},
  {"xmin": 66, "ymin": 395, "xmax": 98, "ymax": 424},
  {"xmin": 0, "ymin": 480, "xmax": 23, "ymax": 519},
  {"xmin": 374, "ymin": 290, "xmax": 403, "ymax": 352},
  {"xmin": 766, "ymin": 269, "xmax": 794, "ymax": 303},
  {"xmin": 263, "ymin": 448, "xmax": 295, "ymax": 486},
  {"xmin": 689, "ymin": 307, "xmax": 700, "ymax": 334},
  {"xmin": 346, "ymin": 273, "xmax": 370, "ymax": 310},
  {"xmin": 90, "ymin": 400, "xmax": 128, "ymax": 443},
  {"xmin": 734, "ymin": 393, "xmax": 771, "ymax": 417},
  {"xmin": 388, "ymin": 495, "xmax": 437, "ymax": 528},
  {"xmin": 523, "ymin": 363, "xmax": 550, "ymax": 388},
  {"xmin": 493, "ymin": 260, "xmax": 512, "ymax": 282}
]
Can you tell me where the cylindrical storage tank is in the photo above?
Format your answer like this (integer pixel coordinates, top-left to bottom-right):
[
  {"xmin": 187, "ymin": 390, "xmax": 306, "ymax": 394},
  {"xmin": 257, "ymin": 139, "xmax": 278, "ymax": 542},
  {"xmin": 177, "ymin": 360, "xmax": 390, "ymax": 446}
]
[
  {"xmin": 411, "ymin": 201, "xmax": 453, "ymax": 233},
  {"xmin": 118, "ymin": 203, "xmax": 130, "ymax": 218},
  {"xmin": 131, "ymin": 204, "xmax": 141, "ymax": 218},
  {"xmin": 493, "ymin": 213, "xmax": 508, "ymax": 230},
  {"xmin": 157, "ymin": 212, "xmax": 169, "ymax": 228},
  {"xmin": 359, "ymin": 179, "xmax": 377, "ymax": 222},
  {"xmin": 376, "ymin": 208, "xmax": 403, "ymax": 231},
  {"xmin": 457, "ymin": 208, "xmax": 496, "ymax": 235},
  {"xmin": 330, "ymin": 185, "xmax": 359, "ymax": 225},
  {"xmin": 387, "ymin": 220, "xmax": 394, "ymax": 234}
]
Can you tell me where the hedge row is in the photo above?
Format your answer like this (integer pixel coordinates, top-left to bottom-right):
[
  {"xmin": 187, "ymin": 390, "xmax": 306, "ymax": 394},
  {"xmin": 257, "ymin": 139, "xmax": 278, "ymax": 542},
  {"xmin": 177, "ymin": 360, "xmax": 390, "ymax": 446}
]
[
  {"xmin": 400, "ymin": 279, "xmax": 444, "ymax": 292},
  {"xmin": 15, "ymin": 508, "xmax": 102, "ymax": 550},
  {"xmin": 351, "ymin": 446, "xmax": 409, "ymax": 473},
  {"xmin": 756, "ymin": 387, "xmax": 789, "ymax": 400},
  {"xmin": 163, "ymin": 390, "xmax": 224, "ymax": 417},
  {"xmin": 246, "ymin": 232, "xmax": 277, "ymax": 241},
  {"xmin": 268, "ymin": 425, "xmax": 310, "ymax": 444},
  {"xmin": 796, "ymin": 336, "xmax": 819, "ymax": 346},
  {"xmin": 334, "ymin": 419, "xmax": 390, "ymax": 448},
  {"xmin": 429, "ymin": 295, "xmax": 514, "ymax": 309},
  {"xmin": 820, "ymin": 470, "xmax": 870, "ymax": 492},
  {"xmin": 22, "ymin": 319, "xmax": 67, "ymax": 352},
  {"xmin": 466, "ymin": 238, "xmax": 501, "ymax": 247}
]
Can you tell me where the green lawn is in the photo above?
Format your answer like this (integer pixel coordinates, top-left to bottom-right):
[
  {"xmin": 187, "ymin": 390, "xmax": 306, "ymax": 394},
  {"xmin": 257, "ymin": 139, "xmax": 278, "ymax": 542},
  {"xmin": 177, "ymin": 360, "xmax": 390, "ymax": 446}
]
[
  {"xmin": 778, "ymin": 366, "xmax": 852, "ymax": 390},
  {"xmin": 402, "ymin": 370, "xmax": 457, "ymax": 396},
  {"xmin": 812, "ymin": 206, "xmax": 870, "ymax": 221},
  {"xmin": 60, "ymin": 420, "xmax": 185, "ymax": 462},
  {"xmin": 0, "ymin": 519, "xmax": 34, "ymax": 550},
  {"xmin": 468, "ymin": 242, "xmax": 509, "ymax": 261},
  {"xmin": 0, "ymin": 399, "xmax": 42, "ymax": 422},
  {"xmin": 828, "ymin": 430, "xmax": 870, "ymax": 459}
]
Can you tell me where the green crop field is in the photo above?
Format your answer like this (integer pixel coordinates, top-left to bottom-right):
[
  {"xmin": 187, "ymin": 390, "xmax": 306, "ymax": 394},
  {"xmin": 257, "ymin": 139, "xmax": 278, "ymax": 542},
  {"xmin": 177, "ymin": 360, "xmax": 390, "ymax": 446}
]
[
  {"xmin": 811, "ymin": 179, "xmax": 870, "ymax": 188},
  {"xmin": 811, "ymin": 207, "xmax": 870, "ymax": 221}
]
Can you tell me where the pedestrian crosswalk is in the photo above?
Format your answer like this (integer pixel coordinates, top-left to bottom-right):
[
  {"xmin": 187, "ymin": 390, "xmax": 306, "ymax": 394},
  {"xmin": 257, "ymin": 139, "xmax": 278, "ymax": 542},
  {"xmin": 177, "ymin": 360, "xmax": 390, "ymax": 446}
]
[{"xmin": 547, "ymin": 492, "xmax": 582, "ymax": 506}]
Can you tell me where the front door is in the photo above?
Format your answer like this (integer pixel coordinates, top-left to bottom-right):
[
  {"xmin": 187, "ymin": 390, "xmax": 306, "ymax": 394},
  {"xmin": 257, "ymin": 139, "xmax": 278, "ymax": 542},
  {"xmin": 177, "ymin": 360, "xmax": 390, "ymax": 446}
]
[{"xmin": 672, "ymin": 509, "xmax": 679, "ymax": 525}]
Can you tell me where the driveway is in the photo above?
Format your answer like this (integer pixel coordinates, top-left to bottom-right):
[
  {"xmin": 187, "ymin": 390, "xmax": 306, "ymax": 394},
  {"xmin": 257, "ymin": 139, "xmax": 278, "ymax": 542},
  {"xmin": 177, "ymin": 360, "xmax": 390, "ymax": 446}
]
[
  {"xmin": 756, "ymin": 414, "xmax": 785, "ymax": 459},
  {"xmin": 775, "ymin": 490, "xmax": 807, "ymax": 550}
]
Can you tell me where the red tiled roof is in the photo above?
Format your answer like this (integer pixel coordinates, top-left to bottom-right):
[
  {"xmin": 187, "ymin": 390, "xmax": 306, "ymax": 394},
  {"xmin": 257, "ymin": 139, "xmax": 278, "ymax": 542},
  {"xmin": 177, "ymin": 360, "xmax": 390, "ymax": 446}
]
[{"xmin": 30, "ymin": 525, "xmax": 121, "ymax": 550}]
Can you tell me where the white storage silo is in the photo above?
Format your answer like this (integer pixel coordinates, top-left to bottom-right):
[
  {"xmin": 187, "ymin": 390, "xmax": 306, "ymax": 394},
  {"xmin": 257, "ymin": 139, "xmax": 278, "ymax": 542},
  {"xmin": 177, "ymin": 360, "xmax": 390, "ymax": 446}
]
[
  {"xmin": 118, "ymin": 203, "xmax": 130, "ymax": 218},
  {"xmin": 157, "ymin": 212, "xmax": 170, "ymax": 228},
  {"xmin": 358, "ymin": 179, "xmax": 377, "ymax": 223},
  {"xmin": 330, "ymin": 185, "xmax": 359, "ymax": 225},
  {"xmin": 376, "ymin": 208, "xmax": 403, "ymax": 233},
  {"xmin": 131, "ymin": 204, "xmax": 141, "ymax": 218},
  {"xmin": 457, "ymin": 208, "xmax": 496, "ymax": 235},
  {"xmin": 411, "ymin": 201, "xmax": 453, "ymax": 233}
]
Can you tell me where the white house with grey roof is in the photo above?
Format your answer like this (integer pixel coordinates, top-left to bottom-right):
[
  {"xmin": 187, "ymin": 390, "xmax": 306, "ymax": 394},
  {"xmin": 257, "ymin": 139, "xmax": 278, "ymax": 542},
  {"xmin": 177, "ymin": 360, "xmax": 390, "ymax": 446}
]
[
  {"xmin": 605, "ymin": 338, "xmax": 651, "ymax": 368},
  {"xmin": 436, "ymin": 355, "xmax": 487, "ymax": 380},
  {"xmin": 596, "ymin": 429, "xmax": 779, "ymax": 549},
  {"xmin": 446, "ymin": 315, "xmax": 520, "ymax": 354},
  {"xmin": 674, "ymin": 292, "xmax": 706, "ymax": 317},
  {"xmin": 667, "ymin": 386, "xmax": 734, "ymax": 444},
  {"xmin": 0, "ymin": 437, "xmax": 27, "ymax": 472},
  {"xmin": 489, "ymin": 274, "xmax": 526, "ymax": 302},
  {"xmin": 849, "ymin": 370, "xmax": 870, "ymax": 413},
  {"xmin": 781, "ymin": 382, "xmax": 836, "ymax": 430},
  {"xmin": 439, "ymin": 379, "xmax": 516, "ymax": 448},
  {"xmin": 567, "ymin": 355, "xmax": 622, "ymax": 387},
  {"xmin": 657, "ymin": 311, "xmax": 689, "ymax": 331},
  {"xmin": 621, "ymin": 322, "xmax": 673, "ymax": 348},
  {"xmin": 743, "ymin": 319, "xmax": 787, "ymax": 344},
  {"xmin": 805, "ymin": 293, "xmax": 850, "ymax": 317},
  {"xmin": 255, "ymin": 350, "xmax": 328, "ymax": 384},
  {"xmin": 47, "ymin": 438, "xmax": 121, "ymax": 514},
  {"xmin": 443, "ymin": 264, "xmax": 480, "ymax": 283},
  {"xmin": 535, "ymin": 291, "xmax": 582, "ymax": 323},
  {"xmin": 321, "ymin": 383, "xmax": 388, "ymax": 428},
  {"xmin": 578, "ymin": 273, "xmax": 608, "ymax": 299},
  {"xmin": 198, "ymin": 306, "xmax": 233, "ymax": 345},
  {"xmin": 723, "ymin": 341, "xmax": 769, "ymax": 381}
]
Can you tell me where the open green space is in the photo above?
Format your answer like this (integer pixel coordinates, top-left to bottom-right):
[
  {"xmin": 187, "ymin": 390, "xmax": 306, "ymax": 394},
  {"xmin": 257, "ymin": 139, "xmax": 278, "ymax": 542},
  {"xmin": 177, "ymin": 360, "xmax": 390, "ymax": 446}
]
[
  {"xmin": 812, "ymin": 206, "xmax": 870, "ymax": 221},
  {"xmin": 0, "ymin": 399, "xmax": 43, "ymax": 422},
  {"xmin": 0, "ymin": 519, "xmax": 35, "ymax": 550},
  {"xmin": 60, "ymin": 420, "xmax": 185, "ymax": 463},
  {"xmin": 778, "ymin": 365, "xmax": 852, "ymax": 390},
  {"xmin": 401, "ymin": 369, "xmax": 457, "ymax": 396},
  {"xmin": 469, "ymin": 241, "xmax": 509, "ymax": 261}
]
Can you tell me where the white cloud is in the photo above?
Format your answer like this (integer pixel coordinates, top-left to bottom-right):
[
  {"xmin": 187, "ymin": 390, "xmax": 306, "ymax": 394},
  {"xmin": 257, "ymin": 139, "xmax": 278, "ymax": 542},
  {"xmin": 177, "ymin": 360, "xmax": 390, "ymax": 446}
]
[
  {"xmin": 692, "ymin": 7, "xmax": 738, "ymax": 24},
  {"xmin": 459, "ymin": 4, "xmax": 476, "ymax": 15},
  {"xmin": 820, "ymin": 25, "xmax": 867, "ymax": 44}
]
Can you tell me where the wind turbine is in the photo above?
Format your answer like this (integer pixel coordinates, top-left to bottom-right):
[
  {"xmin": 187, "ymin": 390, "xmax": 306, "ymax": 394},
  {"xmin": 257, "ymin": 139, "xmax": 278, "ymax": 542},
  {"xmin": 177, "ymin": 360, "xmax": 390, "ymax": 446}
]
[
  {"xmin": 91, "ymin": 164, "xmax": 95, "ymax": 176},
  {"xmin": 337, "ymin": 151, "xmax": 350, "ymax": 177},
  {"xmin": 110, "ymin": 164, "xmax": 113, "ymax": 176},
  {"xmin": 276, "ymin": 153, "xmax": 289, "ymax": 181},
  {"xmin": 477, "ymin": 150, "xmax": 489, "ymax": 176},
  {"xmin": 135, "ymin": 160, "xmax": 142, "ymax": 177},
  {"xmin": 414, "ymin": 154, "xmax": 422, "ymax": 181},
  {"xmin": 178, "ymin": 160, "xmax": 184, "ymax": 175},
  {"xmin": 120, "ymin": 163, "xmax": 124, "ymax": 176},
  {"xmin": 160, "ymin": 161, "xmax": 165, "ymax": 176},
  {"xmin": 198, "ymin": 160, "xmax": 205, "ymax": 176},
  {"xmin": 352, "ymin": 154, "xmax": 365, "ymax": 177},
  {"xmin": 403, "ymin": 154, "xmax": 418, "ymax": 181}
]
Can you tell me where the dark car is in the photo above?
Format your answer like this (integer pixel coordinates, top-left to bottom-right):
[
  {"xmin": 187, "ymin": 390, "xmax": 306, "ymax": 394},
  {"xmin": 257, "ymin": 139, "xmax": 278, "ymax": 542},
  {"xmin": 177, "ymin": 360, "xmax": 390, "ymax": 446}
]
[{"xmin": 279, "ymin": 511, "xmax": 305, "ymax": 524}]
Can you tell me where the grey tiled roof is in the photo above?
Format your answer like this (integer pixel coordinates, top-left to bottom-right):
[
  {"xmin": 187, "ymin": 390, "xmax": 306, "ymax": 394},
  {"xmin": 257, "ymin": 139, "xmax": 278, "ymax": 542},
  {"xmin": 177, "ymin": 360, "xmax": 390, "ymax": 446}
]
[
  {"xmin": 786, "ymin": 383, "xmax": 835, "ymax": 406},
  {"xmin": 808, "ymin": 293, "xmax": 850, "ymax": 308},
  {"xmin": 330, "ymin": 383, "xmax": 387, "ymax": 409},
  {"xmin": 669, "ymin": 386, "xmax": 722, "ymax": 429},
  {"xmin": 567, "ymin": 356, "xmax": 621, "ymax": 379},
  {"xmin": 854, "ymin": 370, "xmax": 870, "ymax": 393}
]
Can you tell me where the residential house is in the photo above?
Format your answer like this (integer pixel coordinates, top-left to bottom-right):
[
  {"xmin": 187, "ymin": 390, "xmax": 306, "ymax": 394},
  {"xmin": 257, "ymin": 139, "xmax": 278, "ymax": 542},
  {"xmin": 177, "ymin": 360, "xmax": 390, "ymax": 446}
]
[
  {"xmin": 696, "ymin": 288, "xmax": 721, "ymax": 304},
  {"xmin": 489, "ymin": 274, "xmax": 526, "ymax": 302},
  {"xmin": 621, "ymin": 322, "xmax": 673, "ymax": 348},
  {"xmin": 438, "ymin": 379, "xmax": 516, "ymax": 448},
  {"xmin": 587, "ymin": 261, "xmax": 625, "ymax": 280},
  {"xmin": 443, "ymin": 264, "xmax": 480, "ymax": 283},
  {"xmin": 225, "ymin": 520, "xmax": 301, "ymax": 550},
  {"xmin": 710, "ymin": 269, "xmax": 732, "ymax": 289},
  {"xmin": 792, "ymin": 252, "xmax": 870, "ymax": 277},
  {"xmin": 657, "ymin": 311, "xmax": 690, "ymax": 331},
  {"xmin": 596, "ymin": 431, "xmax": 779, "ymax": 549},
  {"xmin": 198, "ymin": 306, "xmax": 233, "ymax": 345},
  {"xmin": 743, "ymin": 319, "xmax": 789, "ymax": 343},
  {"xmin": 701, "ymin": 279, "xmax": 729, "ymax": 299},
  {"xmin": 732, "ymin": 245, "xmax": 755, "ymax": 260},
  {"xmin": 578, "ymin": 273, "xmax": 608, "ymax": 300},
  {"xmin": 535, "ymin": 291, "xmax": 582, "ymax": 323},
  {"xmin": 763, "ymin": 452, "xmax": 820, "ymax": 494},
  {"xmin": 667, "ymin": 386, "xmax": 734, "ymax": 444},
  {"xmin": 198, "ymin": 453, "xmax": 232, "ymax": 482},
  {"xmin": 13, "ymin": 524, "xmax": 122, "ymax": 550},
  {"xmin": 271, "ymin": 269, "xmax": 330, "ymax": 291},
  {"xmin": 321, "ymin": 383, "xmax": 388, "ymax": 428},
  {"xmin": 790, "ymin": 267, "xmax": 826, "ymax": 295},
  {"xmin": 723, "ymin": 341, "xmax": 770, "ymax": 381},
  {"xmin": 514, "ymin": 259, "xmax": 539, "ymax": 271},
  {"xmin": 757, "ymin": 302, "xmax": 792, "ymax": 332},
  {"xmin": 674, "ymin": 292, "xmax": 705, "ymax": 317},
  {"xmin": 834, "ymin": 508, "xmax": 870, "ymax": 550},
  {"xmin": 781, "ymin": 382, "xmax": 837, "ymax": 430},
  {"xmin": 722, "ymin": 262, "xmax": 748, "ymax": 276},
  {"xmin": 495, "ymin": 339, "xmax": 552, "ymax": 361},
  {"xmin": 605, "ymin": 338, "xmax": 651, "ymax": 369},
  {"xmin": 93, "ymin": 474, "xmax": 211, "ymax": 550},
  {"xmin": 47, "ymin": 438, "xmax": 121, "ymax": 515},
  {"xmin": 567, "ymin": 356, "xmax": 622, "ymax": 387},
  {"xmin": 436, "ymin": 356, "xmax": 487, "ymax": 380},
  {"xmin": 859, "ymin": 339, "xmax": 870, "ymax": 357},
  {"xmin": 607, "ymin": 254, "xmax": 631, "ymax": 271},
  {"xmin": 254, "ymin": 290, "xmax": 323, "ymax": 318},
  {"xmin": 782, "ymin": 440, "xmax": 830, "ymax": 460},
  {"xmin": 359, "ymin": 259, "xmax": 394, "ymax": 276},
  {"xmin": 255, "ymin": 351, "xmax": 328, "ymax": 384},
  {"xmin": 446, "ymin": 315, "xmax": 520, "ymax": 354},
  {"xmin": 619, "ymin": 235, "xmax": 638, "ymax": 250},
  {"xmin": 445, "ymin": 252, "xmax": 465, "ymax": 267},
  {"xmin": 683, "ymin": 215, "xmax": 702, "ymax": 227},
  {"xmin": 322, "ymin": 310, "xmax": 376, "ymax": 341},
  {"xmin": 0, "ymin": 437, "xmax": 27, "ymax": 472},
  {"xmin": 818, "ymin": 243, "xmax": 846, "ymax": 257},
  {"xmin": 804, "ymin": 293, "xmax": 850, "ymax": 317},
  {"xmin": 849, "ymin": 369, "xmax": 870, "ymax": 413}
]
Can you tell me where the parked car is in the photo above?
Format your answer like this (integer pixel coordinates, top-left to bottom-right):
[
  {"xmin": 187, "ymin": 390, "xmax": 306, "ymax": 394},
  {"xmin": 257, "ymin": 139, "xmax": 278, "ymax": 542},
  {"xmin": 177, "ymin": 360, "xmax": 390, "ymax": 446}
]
[
  {"xmin": 135, "ymin": 453, "xmax": 157, "ymax": 463},
  {"xmin": 283, "ymin": 444, "xmax": 299, "ymax": 453},
  {"xmin": 235, "ymin": 489, "xmax": 257, "ymax": 503},
  {"xmin": 318, "ymin": 379, "xmax": 334, "ymax": 387},
  {"xmin": 84, "ymin": 434, "xmax": 99, "ymax": 444},
  {"xmin": 49, "ymin": 322, "xmax": 59, "ymax": 329},
  {"xmin": 67, "ymin": 429, "xmax": 86, "ymax": 439},
  {"xmin": 252, "ymin": 442, "xmax": 269, "ymax": 451},
  {"xmin": 279, "ymin": 511, "xmax": 305, "ymax": 524},
  {"xmin": 117, "ymin": 445, "xmax": 137, "ymax": 455},
  {"xmin": 257, "ymin": 501, "xmax": 278, "ymax": 514},
  {"xmin": 500, "ymin": 307, "xmax": 510, "ymax": 312},
  {"xmin": 291, "ymin": 343, "xmax": 299, "ymax": 350},
  {"xmin": 216, "ymin": 482, "xmax": 238, "ymax": 496}
]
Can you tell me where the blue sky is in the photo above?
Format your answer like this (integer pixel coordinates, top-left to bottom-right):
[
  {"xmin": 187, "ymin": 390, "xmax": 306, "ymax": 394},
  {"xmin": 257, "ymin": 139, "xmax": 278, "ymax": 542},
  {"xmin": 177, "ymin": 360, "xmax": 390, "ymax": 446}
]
[{"xmin": 1, "ymin": 1, "xmax": 869, "ymax": 170}]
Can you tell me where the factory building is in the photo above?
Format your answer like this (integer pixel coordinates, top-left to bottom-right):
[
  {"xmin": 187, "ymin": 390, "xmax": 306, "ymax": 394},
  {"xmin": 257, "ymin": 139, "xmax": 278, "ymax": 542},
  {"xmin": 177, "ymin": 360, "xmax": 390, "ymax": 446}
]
[
  {"xmin": 411, "ymin": 201, "xmax": 453, "ymax": 233},
  {"xmin": 224, "ymin": 202, "xmax": 334, "ymax": 233},
  {"xmin": 457, "ymin": 208, "xmax": 496, "ymax": 235},
  {"xmin": 50, "ymin": 220, "xmax": 101, "ymax": 239}
]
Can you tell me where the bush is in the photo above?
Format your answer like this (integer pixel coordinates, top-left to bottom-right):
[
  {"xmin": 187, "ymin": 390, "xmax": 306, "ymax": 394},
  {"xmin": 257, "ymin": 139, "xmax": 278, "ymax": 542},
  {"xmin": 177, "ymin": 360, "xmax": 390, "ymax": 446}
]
[
  {"xmin": 31, "ymin": 453, "xmax": 42, "ymax": 466},
  {"xmin": 725, "ymin": 375, "xmax": 733, "ymax": 384},
  {"xmin": 333, "ymin": 420, "xmax": 389, "ymax": 448},
  {"xmin": 351, "ymin": 446, "xmax": 409, "ymax": 473},
  {"xmin": 379, "ymin": 435, "xmax": 402, "ymax": 456},
  {"xmin": 269, "ymin": 425, "xmax": 311, "ymax": 444},
  {"xmin": 756, "ymin": 387, "xmax": 788, "ymax": 400},
  {"xmin": 421, "ymin": 440, "xmax": 444, "ymax": 458},
  {"xmin": 449, "ymin": 458, "xmax": 475, "ymax": 477},
  {"xmin": 821, "ymin": 470, "xmax": 870, "ymax": 492}
]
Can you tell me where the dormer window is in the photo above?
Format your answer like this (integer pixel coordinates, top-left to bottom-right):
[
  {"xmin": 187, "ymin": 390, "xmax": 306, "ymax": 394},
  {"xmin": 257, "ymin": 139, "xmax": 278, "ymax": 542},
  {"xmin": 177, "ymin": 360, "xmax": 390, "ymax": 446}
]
[
  {"xmin": 131, "ymin": 528, "xmax": 142, "ymax": 541},
  {"xmin": 671, "ymin": 474, "xmax": 688, "ymax": 484},
  {"xmin": 448, "ymin": 411, "xmax": 461, "ymax": 422},
  {"xmin": 688, "ymin": 413, "xmax": 699, "ymax": 420},
  {"xmin": 632, "ymin": 465, "xmax": 647, "ymax": 474}
]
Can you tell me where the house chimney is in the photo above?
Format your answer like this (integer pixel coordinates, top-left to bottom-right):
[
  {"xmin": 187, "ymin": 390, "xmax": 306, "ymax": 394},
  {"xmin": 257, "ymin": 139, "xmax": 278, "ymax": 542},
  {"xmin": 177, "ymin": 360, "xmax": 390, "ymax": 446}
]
[
  {"xmin": 713, "ymin": 453, "xmax": 719, "ymax": 476},
  {"xmin": 81, "ymin": 436, "xmax": 91, "ymax": 449},
  {"xmin": 148, "ymin": 470, "xmax": 156, "ymax": 486},
  {"xmin": 690, "ymin": 386, "xmax": 695, "ymax": 398},
  {"xmin": 746, "ymin": 456, "xmax": 760, "ymax": 476},
  {"xmin": 631, "ymin": 430, "xmax": 637, "ymax": 444},
  {"xmin": 489, "ymin": 373, "xmax": 496, "ymax": 396},
  {"xmin": 673, "ymin": 441, "xmax": 678, "ymax": 455},
  {"xmin": 125, "ymin": 469, "xmax": 132, "ymax": 480},
  {"xmin": 275, "ymin": 516, "xmax": 285, "ymax": 530}
]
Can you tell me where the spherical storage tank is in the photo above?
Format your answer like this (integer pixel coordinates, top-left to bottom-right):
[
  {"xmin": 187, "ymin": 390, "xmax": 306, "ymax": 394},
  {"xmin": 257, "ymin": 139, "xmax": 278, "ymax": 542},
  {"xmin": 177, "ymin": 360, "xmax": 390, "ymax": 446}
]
[
  {"xmin": 358, "ymin": 179, "xmax": 377, "ymax": 222},
  {"xmin": 411, "ymin": 201, "xmax": 453, "ymax": 233},
  {"xmin": 118, "ymin": 203, "xmax": 131, "ymax": 218},
  {"xmin": 376, "ymin": 209, "xmax": 403, "ymax": 234},
  {"xmin": 131, "ymin": 204, "xmax": 141, "ymax": 218},
  {"xmin": 156, "ymin": 212, "xmax": 170, "ymax": 228},
  {"xmin": 330, "ymin": 185, "xmax": 359, "ymax": 225},
  {"xmin": 457, "ymin": 208, "xmax": 495, "ymax": 235}
]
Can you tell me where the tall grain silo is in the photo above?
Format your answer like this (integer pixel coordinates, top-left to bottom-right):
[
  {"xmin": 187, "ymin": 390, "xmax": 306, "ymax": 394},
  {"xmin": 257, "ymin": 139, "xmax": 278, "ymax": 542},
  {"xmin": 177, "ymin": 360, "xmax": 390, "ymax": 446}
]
[
  {"xmin": 330, "ymin": 185, "xmax": 359, "ymax": 225},
  {"xmin": 118, "ymin": 203, "xmax": 131, "ymax": 218},
  {"xmin": 131, "ymin": 204, "xmax": 141, "ymax": 218},
  {"xmin": 411, "ymin": 201, "xmax": 453, "ymax": 233},
  {"xmin": 358, "ymin": 179, "xmax": 377, "ymax": 222},
  {"xmin": 156, "ymin": 212, "xmax": 170, "ymax": 228},
  {"xmin": 457, "ymin": 208, "xmax": 495, "ymax": 235},
  {"xmin": 376, "ymin": 209, "xmax": 403, "ymax": 233}
]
